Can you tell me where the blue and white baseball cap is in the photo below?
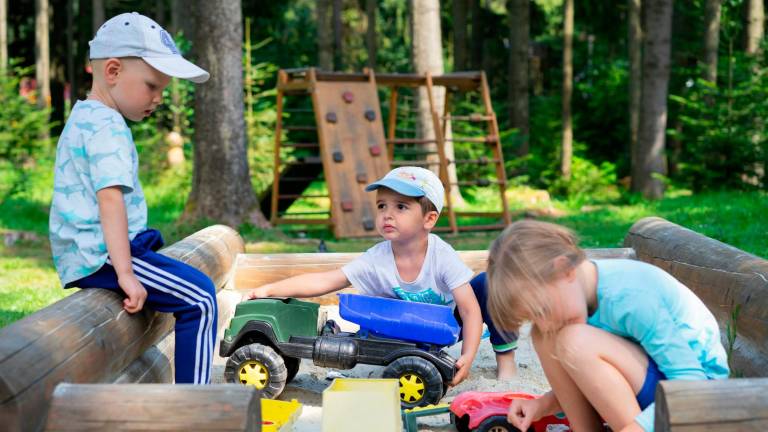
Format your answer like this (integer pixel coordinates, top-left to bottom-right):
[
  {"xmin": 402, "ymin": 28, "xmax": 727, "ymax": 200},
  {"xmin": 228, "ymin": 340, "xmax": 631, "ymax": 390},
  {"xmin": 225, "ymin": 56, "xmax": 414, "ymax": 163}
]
[
  {"xmin": 365, "ymin": 166, "xmax": 445, "ymax": 214},
  {"xmin": 89, "ymin": 12, "xmax": 209, "ymax": 83}
]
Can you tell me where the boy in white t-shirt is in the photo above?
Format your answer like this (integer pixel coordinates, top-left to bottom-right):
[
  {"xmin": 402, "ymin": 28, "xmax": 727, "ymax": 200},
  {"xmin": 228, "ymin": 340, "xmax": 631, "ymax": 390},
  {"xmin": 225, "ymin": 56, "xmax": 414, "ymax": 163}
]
[{"xmin": 248, "ymin": 167, "xmax": 517, "ymax": 382}]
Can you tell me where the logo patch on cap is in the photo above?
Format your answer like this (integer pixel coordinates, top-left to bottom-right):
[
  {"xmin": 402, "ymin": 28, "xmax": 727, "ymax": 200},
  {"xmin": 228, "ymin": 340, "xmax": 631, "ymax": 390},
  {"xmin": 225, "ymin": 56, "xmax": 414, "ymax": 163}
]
[{"xmin": 160, "ymin": 30, "xmax": 179, "ymax": 55}]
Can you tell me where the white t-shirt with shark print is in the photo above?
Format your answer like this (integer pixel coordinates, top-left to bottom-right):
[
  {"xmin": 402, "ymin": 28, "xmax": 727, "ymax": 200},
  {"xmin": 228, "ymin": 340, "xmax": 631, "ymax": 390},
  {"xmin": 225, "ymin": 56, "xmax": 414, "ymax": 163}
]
[
  {"xmin": 341, "ymin": 233, "xmax": 474, "ymax": 307},
  {"xmin": 49, "ymin": 100, "xmax": 147, "ymax": 286}
]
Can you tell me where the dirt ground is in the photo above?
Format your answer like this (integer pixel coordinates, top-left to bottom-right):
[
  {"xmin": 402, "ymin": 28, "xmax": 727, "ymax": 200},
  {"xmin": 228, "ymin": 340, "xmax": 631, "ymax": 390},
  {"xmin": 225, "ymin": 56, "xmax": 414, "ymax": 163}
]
[{"xmin": 213, "ymin": 306, "xmax": 550, "ymax": 431}]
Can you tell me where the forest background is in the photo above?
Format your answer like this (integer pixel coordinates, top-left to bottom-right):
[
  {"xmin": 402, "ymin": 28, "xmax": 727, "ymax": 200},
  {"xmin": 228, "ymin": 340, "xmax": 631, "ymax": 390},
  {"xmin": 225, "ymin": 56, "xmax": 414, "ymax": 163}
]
[{"xmin": 1, "ymin": 0, "xmax": 766, "ymax": 327}]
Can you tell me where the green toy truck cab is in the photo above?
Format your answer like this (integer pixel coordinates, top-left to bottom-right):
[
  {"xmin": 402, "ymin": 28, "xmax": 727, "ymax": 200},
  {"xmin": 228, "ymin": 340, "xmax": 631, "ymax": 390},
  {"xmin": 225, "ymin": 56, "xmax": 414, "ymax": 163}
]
[{"xmin": 220, "ymin": 298, "xmax": 320, "ymax": 397}]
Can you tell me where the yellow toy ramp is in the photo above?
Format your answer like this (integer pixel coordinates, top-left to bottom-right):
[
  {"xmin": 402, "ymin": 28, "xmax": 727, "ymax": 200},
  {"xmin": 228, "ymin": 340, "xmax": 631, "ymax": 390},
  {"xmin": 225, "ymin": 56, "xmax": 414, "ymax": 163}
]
[
  {"xmin": 321, "ymin": 378, "xmax": 402, "ymax": 432},
  {"xmin": 312, "ymin": 77, "xmax": 390, "ymax": 238},
  {"xmin": 261, "ymin": 398, "xmax": 302, "ymax": 432}
]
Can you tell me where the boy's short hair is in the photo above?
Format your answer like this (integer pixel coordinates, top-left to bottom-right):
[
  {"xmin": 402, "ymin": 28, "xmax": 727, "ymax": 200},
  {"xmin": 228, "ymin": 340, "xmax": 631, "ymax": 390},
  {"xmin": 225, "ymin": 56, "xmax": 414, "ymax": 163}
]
[
  {"xmin": 417, "ymin": 195, "xmax": 438, "ymax": 215},
  {"xmin": 89, "ymin": 12, "xmax": 209, "ymax": 83},
  {"xmin": 365, "ymin": 167, "xmax": 445, "ymax": 214}
]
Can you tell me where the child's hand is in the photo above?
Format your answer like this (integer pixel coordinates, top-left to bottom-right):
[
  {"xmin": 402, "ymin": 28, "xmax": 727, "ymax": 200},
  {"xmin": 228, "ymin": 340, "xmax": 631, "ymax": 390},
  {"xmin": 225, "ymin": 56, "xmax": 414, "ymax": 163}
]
[
  {"xmin": 118, "ymin": 273, "xmax": 147, "ymax": 314},
  {"xmin": 451, "ymin": 354, "xmax": 473, "ymax": 386},
  {"xmin": 507, "ymin": 397, "xmax": 542, "ymax": 431},
  {"xmin": 245, "ymin": 285, "xmax": 271, "ymax": 300}
]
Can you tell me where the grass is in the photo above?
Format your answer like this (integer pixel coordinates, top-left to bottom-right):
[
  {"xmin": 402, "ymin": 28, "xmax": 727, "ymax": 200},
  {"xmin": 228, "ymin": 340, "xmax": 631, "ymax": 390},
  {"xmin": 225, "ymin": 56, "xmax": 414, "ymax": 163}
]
[{"xmin": 1, "ymin": 157, "xmax": 766, "ymax": 328}]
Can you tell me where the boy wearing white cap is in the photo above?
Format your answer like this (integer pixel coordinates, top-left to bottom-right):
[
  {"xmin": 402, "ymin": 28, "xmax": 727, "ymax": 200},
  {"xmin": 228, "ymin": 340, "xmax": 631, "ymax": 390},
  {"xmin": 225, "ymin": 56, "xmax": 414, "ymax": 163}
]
[
  {"xmin": 247, "ymin": 166, "xmax": 516, "ymax": 384},
  {"xmin": 49, "ymin": 13, "xmax": 215, "ymax": 384}
]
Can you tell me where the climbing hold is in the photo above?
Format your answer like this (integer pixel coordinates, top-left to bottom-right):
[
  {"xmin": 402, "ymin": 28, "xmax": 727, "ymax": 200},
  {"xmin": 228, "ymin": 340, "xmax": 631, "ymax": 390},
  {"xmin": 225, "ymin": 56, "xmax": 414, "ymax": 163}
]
[
  {"xmin": 325, "ymin": 112, "xmax": 337, "ymax": 123},
  {"xmin": 477, "ymin": 156, "xmax": 489, "ymax": 165},
  {"xmin": 364, "ymin": 110, "xmax": 376, "ymax": 121},
  {"xmin": 362, "ymin": 219, "xmax": 375, "ymax": 231},
  {"xmin": 369, "ymin": 145, "xmax": 382, "ymax": 156},
  {"xmin": 342, "ymin": 91, "xmax": 354, "ymax": 104},
  {"xmin": 356, "ymin": 173, "xmax": 367, "ymax": 183},
  {"xmin": 477, "ymin": 178, "xmax": 491, "ymax": 186},
  {"xmin": 333, "ymin": 151, "xmax": 344, "ymax": 163},
  {"xmin": 341, "ymin": 200, "xmax": 354, "ymax": 212}
]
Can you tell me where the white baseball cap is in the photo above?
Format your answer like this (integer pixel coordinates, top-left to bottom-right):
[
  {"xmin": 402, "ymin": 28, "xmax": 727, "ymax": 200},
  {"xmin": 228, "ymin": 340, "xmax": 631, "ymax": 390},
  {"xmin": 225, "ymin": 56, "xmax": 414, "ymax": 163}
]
[
  {"xmin": 365, "ymin": 166, "xmax": 446, "ymax": 214},
  {"xmin": 89, "ymin": 12, "xmax": 209, "ymax": 83}
]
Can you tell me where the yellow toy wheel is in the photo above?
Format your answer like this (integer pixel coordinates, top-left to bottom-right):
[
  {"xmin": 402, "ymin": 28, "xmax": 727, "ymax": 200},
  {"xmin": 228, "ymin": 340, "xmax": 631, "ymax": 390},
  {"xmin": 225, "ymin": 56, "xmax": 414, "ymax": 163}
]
[
  {"xmin": 224, "ymin": 343, "xmax": 288, "ymax": 399},
  {"xmin": 399, "ymin": 372, "xmax": 426, "ymax": 403},
  {"xmin": 238, "ymin": 360, "xmax": 270, "ymax": 389},
  {"xmin": 383, "ymin": 356, "xmax": 444, "ymax": 408}
]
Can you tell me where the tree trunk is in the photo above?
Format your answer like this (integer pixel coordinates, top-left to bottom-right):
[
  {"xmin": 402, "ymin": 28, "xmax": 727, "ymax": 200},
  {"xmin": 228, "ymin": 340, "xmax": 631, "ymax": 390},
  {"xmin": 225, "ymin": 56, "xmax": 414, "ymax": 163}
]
[
  {"xmin": 629, "ymin": 0, "xmax": 642, "ymax": 170},
  {"xmin": 35, "ymin": 0, "xmax": 50, "ymax": 110},
  {"xmin": 745, "ymin": 0, "xmax": 764, "ymax": 55},
  {"xmin": 411, "ymin": 0, "xmax": 462, "ymax": 205},
  {"xmin": 508, "ymin": 0, "xmax": 530, "ymax": 157},
  {"xmin": 561, "ymin": 0, "xmax": 573, "ymax": 180},
  {"xmin": 366, "ymin": 0, "xmax": 377, "ymax": 69},
  {"xmin": 66, "ymin": 0, "xmax": 77, "ymax": 108},
  {"xmin": 469, "ymin": 0, "xmax": 482, "ymax": 70},
  {"xmin": 186, "ymin": 0, "xmax": 267, "ymax": 228},
  {"xmin": 453, "ymin": 0, "xmax": 468, "ymax": 71},
  {"xmin": 0, "ymin": 0, "xmax": 7, "ymax": 72},
  {"xmin": 332, "ymin": 0, "xmax": 343, "ymax": 70},
  {"xmin": 632, "ymin": 0, "xmax": 673, "ymax": 199},
  {"xmin": 317, "ymin": 0, "xmax": 334, "ymax": 70},
  {"xmin": 92, "ymin": 0, "xmax": 104, "ymax": 33},
  {"xmin": 704, "ymin": 0, "xmax": 721, "ymax": 83}
]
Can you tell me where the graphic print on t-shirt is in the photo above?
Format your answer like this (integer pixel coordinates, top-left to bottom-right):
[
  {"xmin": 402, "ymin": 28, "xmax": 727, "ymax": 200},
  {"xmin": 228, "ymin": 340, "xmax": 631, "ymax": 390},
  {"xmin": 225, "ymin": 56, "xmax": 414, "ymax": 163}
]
[{"xmin": 392, "ymin": 286, "xmax": 451, "ymax": 305}]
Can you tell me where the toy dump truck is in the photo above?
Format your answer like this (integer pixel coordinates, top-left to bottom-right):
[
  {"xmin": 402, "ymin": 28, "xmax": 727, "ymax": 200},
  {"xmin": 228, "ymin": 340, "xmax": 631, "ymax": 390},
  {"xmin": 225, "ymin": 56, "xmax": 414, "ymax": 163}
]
[{"xmin": 220, "ymin": 294, "xmax": 459, "ymax": 408}]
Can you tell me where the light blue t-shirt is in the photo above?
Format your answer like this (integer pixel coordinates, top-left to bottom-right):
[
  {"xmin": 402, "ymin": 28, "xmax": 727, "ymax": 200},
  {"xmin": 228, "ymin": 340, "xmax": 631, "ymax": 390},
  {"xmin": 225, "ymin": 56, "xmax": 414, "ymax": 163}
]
[
  {"xmin": 587, "ymin": 259, "xmax": 729, "ymax": 432},
  {"xmin": 341, "ymin": 234, "xmax": 474, "ymax": 307},
  {"xmin": 49, "ymin": 100, "xmax": 147, "ymax": 286}
]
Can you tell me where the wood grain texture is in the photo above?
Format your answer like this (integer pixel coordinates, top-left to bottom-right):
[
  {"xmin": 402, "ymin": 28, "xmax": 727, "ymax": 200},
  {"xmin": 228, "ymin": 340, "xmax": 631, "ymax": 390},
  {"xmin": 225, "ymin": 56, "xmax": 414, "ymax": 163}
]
[
  {"xmin": 624, "ymin": 217, "xmax": 768, "ymax": 376},
  {"xmin": 0, "ymin": 225, "xmax": 244, "ymax": 432},
  {"xmin": 233, "ymin": 248, "xmax": 637, "ymax": 304},
  {"xmin": 45, "ymin": 383, "xmax": 260, "ymax": 431},
  {"xmin": 655, "ymin": 378, "xmax": 768, "ymax": 431}
]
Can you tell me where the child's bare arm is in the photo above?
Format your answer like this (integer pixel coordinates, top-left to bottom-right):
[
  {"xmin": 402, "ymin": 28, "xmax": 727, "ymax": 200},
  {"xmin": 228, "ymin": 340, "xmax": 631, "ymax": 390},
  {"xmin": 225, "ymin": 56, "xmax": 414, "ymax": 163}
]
[
  {"xmin": 452, "ymin": 283, "xmax": 483, "ymax": 385},
  {"xmin": 246, "ymin": 269, "xmax": 350, "ymax": 300},
  {"xmin": 97, "ymin": 186, "xmax": 147, "ymax": 313}
]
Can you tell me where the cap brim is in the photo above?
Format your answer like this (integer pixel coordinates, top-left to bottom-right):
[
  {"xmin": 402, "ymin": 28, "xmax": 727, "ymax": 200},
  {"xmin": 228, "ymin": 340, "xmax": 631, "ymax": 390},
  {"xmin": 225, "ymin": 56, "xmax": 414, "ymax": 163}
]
[
  {"xmin": 143, "ymin": 56, "xmax": 210, "ymax": 83},
  {"xmin": 365, "ymin": 178, "xmax": 425, "ymax": 197}
]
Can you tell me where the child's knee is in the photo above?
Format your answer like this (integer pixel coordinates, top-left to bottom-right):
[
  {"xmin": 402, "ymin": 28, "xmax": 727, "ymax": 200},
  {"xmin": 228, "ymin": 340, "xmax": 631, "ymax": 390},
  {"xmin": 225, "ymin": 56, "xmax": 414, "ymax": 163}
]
[{"xmin": 554, "ymin": 323, "xmax": 596, "ymax": 365}]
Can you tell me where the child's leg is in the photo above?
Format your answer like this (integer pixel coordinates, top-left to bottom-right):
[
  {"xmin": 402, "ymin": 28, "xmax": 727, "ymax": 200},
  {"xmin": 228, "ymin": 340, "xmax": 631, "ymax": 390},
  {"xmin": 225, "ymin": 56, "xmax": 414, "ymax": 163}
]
[
  {"xmin": 469, "ymin": 272, "xmax": 518, "ymax": 379},
  {"xmin": 73, "ymin": 230, "xmax": 218, "ymax": 384},
  {"xmin": 532, "ymin": 326, "xmax": 603, "ymax": 431},
  {"xmin": 547, "ymin": 323, "xmax": 649, "ymax": 431}
]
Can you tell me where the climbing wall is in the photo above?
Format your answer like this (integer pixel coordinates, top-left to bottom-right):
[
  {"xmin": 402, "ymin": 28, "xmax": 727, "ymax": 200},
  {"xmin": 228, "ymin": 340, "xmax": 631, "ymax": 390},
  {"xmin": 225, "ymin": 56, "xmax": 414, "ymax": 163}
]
[{"xmin": 311, "ymin": 78, "xmax": 391, "ymax": 238}]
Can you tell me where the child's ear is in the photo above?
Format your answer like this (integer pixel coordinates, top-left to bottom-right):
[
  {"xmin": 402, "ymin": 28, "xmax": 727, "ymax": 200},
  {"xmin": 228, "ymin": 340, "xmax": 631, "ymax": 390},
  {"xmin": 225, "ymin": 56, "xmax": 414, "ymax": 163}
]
[
  {"xmin": 103, "ymin": 58, "xmax": 123, "ymax": 85},
  {"xmin": 423, "ymin": 210, "xmax": 439, "ymax": 229}
]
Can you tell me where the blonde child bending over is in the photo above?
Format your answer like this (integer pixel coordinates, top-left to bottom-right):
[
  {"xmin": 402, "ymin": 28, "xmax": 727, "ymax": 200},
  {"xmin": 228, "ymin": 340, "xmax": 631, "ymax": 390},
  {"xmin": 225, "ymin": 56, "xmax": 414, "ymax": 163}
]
[{"xmin": 486, "ymin": 220, "xmax": 729, "ymax": 432}]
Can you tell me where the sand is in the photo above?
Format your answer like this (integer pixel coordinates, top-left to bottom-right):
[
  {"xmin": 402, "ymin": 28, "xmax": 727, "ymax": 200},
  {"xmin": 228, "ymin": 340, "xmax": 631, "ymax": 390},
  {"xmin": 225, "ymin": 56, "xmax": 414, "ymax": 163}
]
[{"xmin": 213, "ymin": 306, "xmax": 550, "ymax": 431}]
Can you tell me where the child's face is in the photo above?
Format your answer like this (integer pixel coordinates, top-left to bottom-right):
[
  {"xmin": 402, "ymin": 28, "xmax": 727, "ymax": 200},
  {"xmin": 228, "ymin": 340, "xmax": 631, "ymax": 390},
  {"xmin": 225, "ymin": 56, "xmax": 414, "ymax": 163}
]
[
  {"xmin": 532, "ymin": 272, "xmax": 589, "ymax": 333},
  {"xmin": 375, "ymin": 188, "xmax": 437, "ymax": 242},
  {"xmin": 106, "ymin": 58, "xmax": 171, "ymax": 122}
]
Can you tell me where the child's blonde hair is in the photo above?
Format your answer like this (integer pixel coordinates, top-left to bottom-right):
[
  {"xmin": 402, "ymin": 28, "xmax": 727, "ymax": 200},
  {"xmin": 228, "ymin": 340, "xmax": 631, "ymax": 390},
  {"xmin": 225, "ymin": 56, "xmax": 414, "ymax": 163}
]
[{"xmin": 487, "ymin": 220, "xmax": 586, "ymax": 332}]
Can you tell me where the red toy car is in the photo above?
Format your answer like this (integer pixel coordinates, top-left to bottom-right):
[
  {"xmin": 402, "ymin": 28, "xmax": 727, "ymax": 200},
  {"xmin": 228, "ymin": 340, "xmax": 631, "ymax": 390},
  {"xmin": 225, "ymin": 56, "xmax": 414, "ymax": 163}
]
[{"xmin": 450, "ymin": 391, "xmax": 572, "ymax": 432}]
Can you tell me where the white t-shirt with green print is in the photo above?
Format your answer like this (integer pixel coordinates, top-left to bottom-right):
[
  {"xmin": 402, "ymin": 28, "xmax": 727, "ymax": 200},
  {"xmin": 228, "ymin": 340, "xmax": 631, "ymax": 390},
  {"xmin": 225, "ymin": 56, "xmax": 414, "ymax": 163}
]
[{"xmin": 49, "ymin": 100, "xmax": 147, "ymax": 286}]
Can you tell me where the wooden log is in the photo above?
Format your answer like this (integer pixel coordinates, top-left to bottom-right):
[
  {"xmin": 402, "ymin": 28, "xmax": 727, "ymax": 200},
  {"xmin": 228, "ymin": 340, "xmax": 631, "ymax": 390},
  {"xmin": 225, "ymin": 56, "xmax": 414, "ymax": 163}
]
[
  {"xmin": 654, "ymin": 378, "xmax": 768, "ymax": 431},
  {"xmin": 112, "ymin": 288, "xmax": 243, "ymax": 384},
  {"xmin": 624, "ymin": 217, "xmax": 768, "ymax": 377},
  {"xmin": 45, "ymin": 383, "xmax": 261, "ymax": 431},
  {"xmin": 233, "ymin": 248, "xmax": 637, "ymax": 304},
  {"xmin": 0, "ymin": 225, "xmax": 244, "ymax": 432}
]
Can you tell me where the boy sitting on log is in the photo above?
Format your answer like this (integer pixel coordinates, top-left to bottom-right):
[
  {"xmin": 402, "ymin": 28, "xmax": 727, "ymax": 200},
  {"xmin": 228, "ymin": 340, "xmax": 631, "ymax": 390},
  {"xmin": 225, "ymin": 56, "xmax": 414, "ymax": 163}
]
[
  {"xmin": 247, "ymin": 166, "xmax": 517, "ymax": 383},
  {"xmin": 49, "ymin": 12, "xmax": 217, "ymax": 384}
]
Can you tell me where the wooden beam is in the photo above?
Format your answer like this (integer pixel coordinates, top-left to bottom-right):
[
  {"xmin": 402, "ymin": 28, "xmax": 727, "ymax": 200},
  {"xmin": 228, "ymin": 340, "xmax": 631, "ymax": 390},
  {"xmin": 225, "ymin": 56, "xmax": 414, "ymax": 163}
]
[
  {"xmin": 654, "ymin": 378, "xmax": 768, "ymax": 431},
  {"xmin": 233, "ymin": 248, "xmax": 636, "ymax": 304},
  {"xmin": 45, "ymin": 384, "xmax": 260, "ymax": 431},
  {"xmin": 624, "ymin": 217, "xmax": 768, "ymax": 377},
  {"xmin": 0, "ymin": 225, "xmax": 244, "ymax": 432}
]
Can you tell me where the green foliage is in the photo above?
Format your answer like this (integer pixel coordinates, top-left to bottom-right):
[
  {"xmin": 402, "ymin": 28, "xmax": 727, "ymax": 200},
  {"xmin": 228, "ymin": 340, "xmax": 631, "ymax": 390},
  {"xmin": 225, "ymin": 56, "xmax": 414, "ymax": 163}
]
[
  {"xmin": 545, "ymin": 155, "xmax": 620, "ymax": 205},
  {"xmin": 0, "ymin": 63, "xmax": 53, "ymax": 199},
  {"xmin": 670, "ymin": 57, "xmax": 768, "ymax": 191}
]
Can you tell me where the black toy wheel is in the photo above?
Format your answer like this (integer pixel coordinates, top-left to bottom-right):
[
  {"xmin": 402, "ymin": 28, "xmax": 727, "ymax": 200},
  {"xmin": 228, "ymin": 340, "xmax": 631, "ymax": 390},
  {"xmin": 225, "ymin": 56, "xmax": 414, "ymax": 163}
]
[
  {"xmin": 224, "ymin": 343, "xmax": 287, "ymax": 399},
  {"xmin": 285, "ymin": 356, "xmax": 301, "ymax": 384},
  {"xmin": 382, "ymin": 356, "xmax": 444, "ymax": 409},
  {"xmin": 476, "ymin": 415, "xmax": 521, "ymax": 432},
  {"xmin": 454, "ymin": 414, "xmax": 471, "ymax": 432}
]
